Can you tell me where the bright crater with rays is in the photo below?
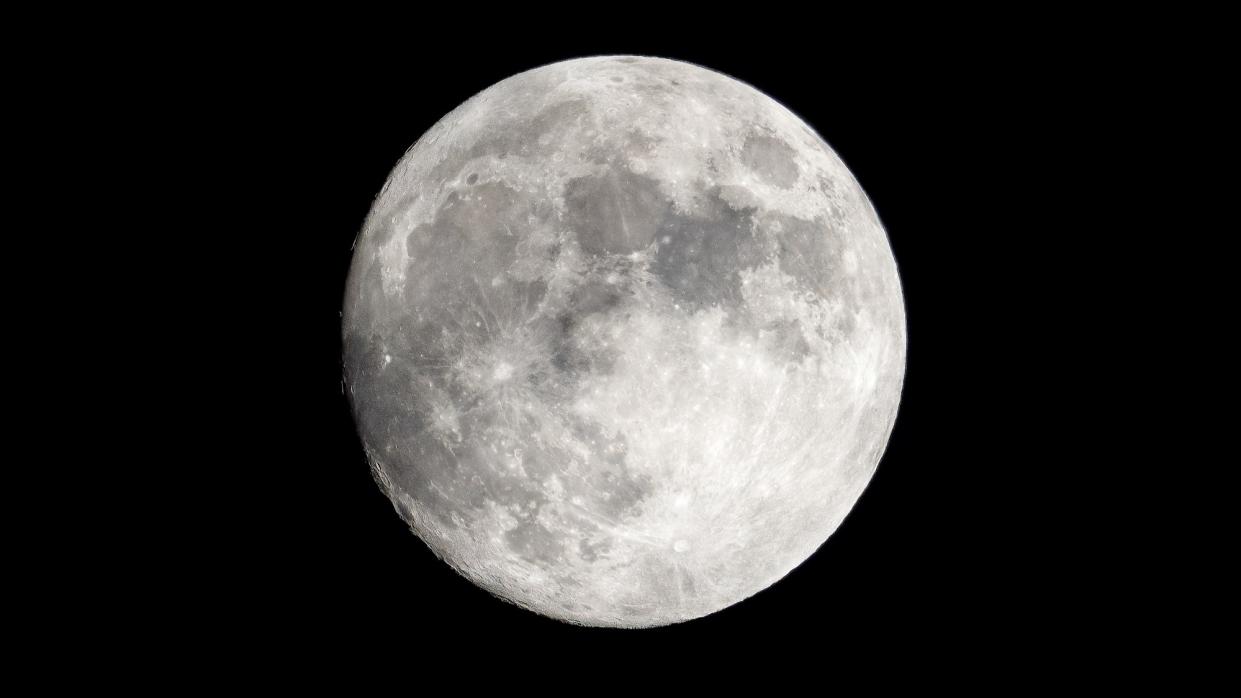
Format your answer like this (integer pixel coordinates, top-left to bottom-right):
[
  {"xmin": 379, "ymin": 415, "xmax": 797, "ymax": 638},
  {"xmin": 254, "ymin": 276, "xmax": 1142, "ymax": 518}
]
[{"xmin": 343, "ymin": 56, "xmax": 905, "ymax": 627}]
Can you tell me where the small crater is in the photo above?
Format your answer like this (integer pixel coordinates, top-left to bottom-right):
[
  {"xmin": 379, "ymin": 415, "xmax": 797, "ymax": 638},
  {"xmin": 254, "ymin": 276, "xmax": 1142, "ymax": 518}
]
[{"xmin": 466, "ymin": 173, "xmax": 479, "ymax": 185}]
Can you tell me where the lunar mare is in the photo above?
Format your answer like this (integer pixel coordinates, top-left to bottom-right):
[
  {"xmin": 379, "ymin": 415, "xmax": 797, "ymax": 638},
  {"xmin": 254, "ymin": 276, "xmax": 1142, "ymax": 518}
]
[{"xmin": 343, "ymin": 56, "xmax": 905, "ymax": 627}]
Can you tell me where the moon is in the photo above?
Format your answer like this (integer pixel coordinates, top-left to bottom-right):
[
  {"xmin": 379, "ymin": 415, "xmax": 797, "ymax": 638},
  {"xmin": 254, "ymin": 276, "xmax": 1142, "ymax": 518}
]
[{"xmin": 343, "ymin": 56, "xmax": 905, "ymax": 627}]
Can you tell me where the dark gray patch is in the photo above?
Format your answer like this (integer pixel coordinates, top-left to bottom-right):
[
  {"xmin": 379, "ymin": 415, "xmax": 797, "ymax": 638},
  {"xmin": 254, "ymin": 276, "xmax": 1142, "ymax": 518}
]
[
  {"xmin": 741, "ymin": 134, "xmax": 799, "ymax": 188},
  {"xmin": 650, "ymin": 186, "xmax": 766, "ymax": 311},
  {"xmin": 770, "ymin": 213, "xmax": 845, "ymax": 299},
  {"xmin": 472, "ymin": 457, "xmax": 548, "ymax": 513},
  {"xmin": 394, "ymin": 312, "xmax": 467, "ymax": 369},
  {"xmin": 546, "ymin": 272, "xmax": 632, "ymax": 376},
  {"xmin": 830, "ymin": 307, "xmax": 858, "ymax": 339},
  {"xmin": 466, "ymin": 173, "xmax": 478, "ymax": 185},
  {"xmin": 346, "ymin": 181, "xmax": 574, "ymax": 528},
  {"xmin": 343, "ymin": 331, "xmax": 476, "ymax": 527},
  {"xmin": 344, "ymin": 331, "xmax": 431, "ymax": 457},
  {"xmin": 402, "ymin": 181, "xmax": 548, "ymax": 334},
  {"xmin": 816, "ymin": 174, "xmax": 841, "ymax": 199},
  {"xmin": 562, "ymin": 417, "xmax": 652, "ymax": 521},
  {"xmin": 624, "ymin": 129, "xmax": 659, "ymax": 155},
  {"xmin": 382, "ymin": 401, "xmax": 557, "ymax": 529},
  {"xmin": 569, "ymin": 277, "xmax": 627, "ymax": 316},
  {"xmin": 549, "ymin": 316, "xmax": 619, "ymax": 376},
  {"xmin": 504, "ymin": 520, "xmax": 564, "ymax": 565},
  {"xmin": 578, "ymin": 537, "xmax": 613, "ymax": 563},
  {"xmin": 563, "ymin": 168, "xmax": 669, "ymax": 256},
  {"xmin": 767, "ymin": 213, "xmax": 867, "ymax": 340},
  {"xmin": 758, "ymin": 318, "xmax": 813, "ymax": 364},
  {"xmin": 349, "ymin": 318, "xmax": 564, "ymax": 533}
]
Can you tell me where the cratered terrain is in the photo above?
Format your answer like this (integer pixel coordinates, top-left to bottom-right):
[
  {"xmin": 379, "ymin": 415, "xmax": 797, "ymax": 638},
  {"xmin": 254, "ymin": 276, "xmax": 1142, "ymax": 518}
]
[{"xmin": 343, "ymin": 56, "xmax": 905, "ymax": 627}]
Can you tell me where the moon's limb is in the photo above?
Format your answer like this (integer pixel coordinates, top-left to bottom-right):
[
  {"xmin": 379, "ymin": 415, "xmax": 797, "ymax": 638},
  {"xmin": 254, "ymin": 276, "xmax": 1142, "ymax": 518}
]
[{"xmin": 343, "ymin": 56, "xmax": 905, "ymax": 627}]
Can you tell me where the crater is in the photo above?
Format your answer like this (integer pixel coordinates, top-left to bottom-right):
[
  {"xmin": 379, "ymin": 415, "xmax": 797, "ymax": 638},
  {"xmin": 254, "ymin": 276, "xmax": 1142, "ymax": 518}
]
[
  {"xmin": 504, "ymin": 520, "xmax": 564, "ymax": 565},
  {"xmin": 650, "ymin": 186, "xmax": 766, "ymax": 311},
  {"xmin": 740, "ymin": 134, "xmax": 799, "ymax": 188}
]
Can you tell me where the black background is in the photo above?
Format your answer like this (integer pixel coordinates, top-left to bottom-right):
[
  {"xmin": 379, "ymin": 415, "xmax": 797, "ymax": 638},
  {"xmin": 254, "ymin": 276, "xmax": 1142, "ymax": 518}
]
[{"xmin": 210, "ymin": 29, "xmax": 1075, "ymax": 665}]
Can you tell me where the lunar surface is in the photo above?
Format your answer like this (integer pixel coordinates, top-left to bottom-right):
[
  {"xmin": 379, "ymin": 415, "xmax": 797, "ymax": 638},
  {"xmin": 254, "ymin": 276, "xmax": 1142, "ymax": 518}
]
[{"xmin": 343, "ymin": 56, "xmax": 905, "ymax": 627}]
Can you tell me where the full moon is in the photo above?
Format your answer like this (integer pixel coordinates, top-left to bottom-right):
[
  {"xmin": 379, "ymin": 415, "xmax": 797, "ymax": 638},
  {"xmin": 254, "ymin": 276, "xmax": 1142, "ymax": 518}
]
[{"xmin": 343, "ymin": 56, "xmax": 905, "ymax": 627}]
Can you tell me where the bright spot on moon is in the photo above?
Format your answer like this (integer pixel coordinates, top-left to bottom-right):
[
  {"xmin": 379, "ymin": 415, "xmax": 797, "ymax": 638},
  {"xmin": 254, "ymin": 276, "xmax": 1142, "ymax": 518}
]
[{"xmin": 343, "ymin": 56, "xmax": 906, "ymax": 628}]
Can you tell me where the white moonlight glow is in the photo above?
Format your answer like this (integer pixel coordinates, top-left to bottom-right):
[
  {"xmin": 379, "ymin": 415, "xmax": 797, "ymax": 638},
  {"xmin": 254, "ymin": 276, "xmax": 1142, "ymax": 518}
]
[{"xmin": 343, "ymin": 56, "xmax": 906, "ymax": 628}]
